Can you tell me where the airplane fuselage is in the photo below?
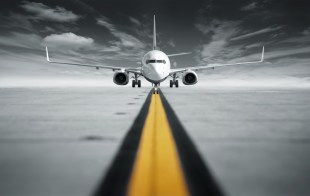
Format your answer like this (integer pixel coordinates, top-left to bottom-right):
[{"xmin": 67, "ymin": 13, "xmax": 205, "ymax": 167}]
[{"xmin": 141, "ymin": 50, "xmax": 170, "ymax": 84}]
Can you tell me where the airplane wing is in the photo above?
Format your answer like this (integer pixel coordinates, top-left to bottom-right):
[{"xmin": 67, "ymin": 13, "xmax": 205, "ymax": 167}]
[
  {"xmin": 45, "ymin": 47, "xmax": 142, "ymax": 74},
  {"xmin": 170, "ymin": 46, "xmax": 264, "ymax": 75}
]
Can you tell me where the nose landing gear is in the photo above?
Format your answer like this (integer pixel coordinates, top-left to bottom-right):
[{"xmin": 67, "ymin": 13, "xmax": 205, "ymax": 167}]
[{"xmin": 153, "ymin": 84, "xmax": 159, "ymax": 94}]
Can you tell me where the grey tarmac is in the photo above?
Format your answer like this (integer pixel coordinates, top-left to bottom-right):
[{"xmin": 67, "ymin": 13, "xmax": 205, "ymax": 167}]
[{"xmin": 0, "ymin": 86, "xmax": 310, "ymax": 196}]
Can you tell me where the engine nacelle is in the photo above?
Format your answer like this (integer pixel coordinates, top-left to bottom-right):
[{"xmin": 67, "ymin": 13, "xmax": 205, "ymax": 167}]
[
  {"xmin": 182, "ymin": 70, "xmax": 198, "ymax": 85},
  {"xmin": 113, "ymin": 71, "xmax": 129, "ymax": 85}
]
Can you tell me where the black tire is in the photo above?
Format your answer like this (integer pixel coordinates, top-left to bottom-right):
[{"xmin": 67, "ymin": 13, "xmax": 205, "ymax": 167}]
[
  {"xmin": 170, "ymin": 80, "xmax": 173, "ymax": 88},
  {"xmin": 132, "ymin": 80, "xmax": 136, "ymax": 88},
  {"xmin": 138, "ymin": 80, "xmax": 141, "ymax": 88},
  {"xmin": 175, "ymin": 80, "xmax": 179, "ymax": 88}
]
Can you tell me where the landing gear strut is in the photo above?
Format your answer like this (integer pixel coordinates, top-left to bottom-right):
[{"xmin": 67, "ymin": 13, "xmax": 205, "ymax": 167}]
[
  {"xmin": 132, "ymin": 74, "xmax": 141, "ymax": 88},
  {"xmin": 170, "ymin": 74, "xmax": 179, "ymax": 88},
  {"xmin": 152, "ymin": 83, "xmax": 160, "ymax": 87},
  {"xmin": 153, "ymin": 83, "xmax": 159, "ymax": 94}
]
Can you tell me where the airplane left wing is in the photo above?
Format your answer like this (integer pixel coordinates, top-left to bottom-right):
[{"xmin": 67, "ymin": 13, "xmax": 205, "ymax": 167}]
[
  {"xmin": 170, "ymin": 46, "xmax": 264, "ymax": 75},
  {"xmin": 45, "ymin": 47, "xmax": 142, "ymax": 74}
]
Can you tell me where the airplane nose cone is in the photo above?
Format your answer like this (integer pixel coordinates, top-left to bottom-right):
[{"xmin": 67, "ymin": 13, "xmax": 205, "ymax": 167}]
[{"xmin": 143, "ymin": 64, "xmax": 168, "ymax": 81}]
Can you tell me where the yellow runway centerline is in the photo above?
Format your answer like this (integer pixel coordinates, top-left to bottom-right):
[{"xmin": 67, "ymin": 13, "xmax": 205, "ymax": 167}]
[{"xmin": 127, "ymin": 94, "xmax": 189, "ymax": 196}]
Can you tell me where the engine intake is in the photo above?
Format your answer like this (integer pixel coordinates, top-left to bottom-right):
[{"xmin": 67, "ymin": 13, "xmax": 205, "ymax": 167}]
[
  {"xmin": 182, "ymin": 70, "xmax": 198, "ymax": 85},
  {"xmin": 113, "ymin": 71, "xmax": 129, "ymax": 85}
]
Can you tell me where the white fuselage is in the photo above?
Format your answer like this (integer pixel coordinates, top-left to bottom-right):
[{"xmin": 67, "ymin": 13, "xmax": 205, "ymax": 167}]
[{"xmin": 141, "ymin": 50, "xmax": 171, "ymax": 84}]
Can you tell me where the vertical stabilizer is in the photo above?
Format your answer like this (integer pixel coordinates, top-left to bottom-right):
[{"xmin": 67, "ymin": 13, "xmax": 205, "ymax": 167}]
[{"xmin": 153, "ymin": 15, "xmax": 156, "ymax": 50}]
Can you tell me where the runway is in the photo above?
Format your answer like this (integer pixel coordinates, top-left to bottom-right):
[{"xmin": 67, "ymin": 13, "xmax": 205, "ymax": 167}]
[
  {"xmin": 0, "ymin": 87, "xmax": 310, "ymax": 196},
  {"xmin": 94, "ymin": 90, "xmax": 222, "ymax": 196}
]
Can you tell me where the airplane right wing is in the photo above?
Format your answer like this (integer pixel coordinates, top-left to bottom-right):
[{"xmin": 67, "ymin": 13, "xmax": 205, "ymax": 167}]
[
  {"xmin": 45, "ymin": 47, "xmax": 142, "ymax": 75},
  {"xmin": 170, "ymin": 46, "xmax": 265, "ymax": 75}
]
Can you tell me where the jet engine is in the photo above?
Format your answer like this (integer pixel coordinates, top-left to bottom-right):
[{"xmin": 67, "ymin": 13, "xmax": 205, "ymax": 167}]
[
  {"xmin": 113, "ymin": 71, "xmax": 129, "ymax": 85},
  {"xmin": 182, "ymin": 70, "xmax": 198, "ymax": 85}
]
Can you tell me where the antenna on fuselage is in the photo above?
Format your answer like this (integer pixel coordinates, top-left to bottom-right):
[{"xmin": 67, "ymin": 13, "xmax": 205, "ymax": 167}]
[{"xmin": 153, "ymin": 15, "xmax": 156, "ymax": 50}]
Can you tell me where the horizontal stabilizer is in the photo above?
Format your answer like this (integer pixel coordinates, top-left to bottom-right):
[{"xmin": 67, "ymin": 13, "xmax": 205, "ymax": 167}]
[{"xmin": 167, "ymin": 52, "xmax": 191, "ymax": 57}]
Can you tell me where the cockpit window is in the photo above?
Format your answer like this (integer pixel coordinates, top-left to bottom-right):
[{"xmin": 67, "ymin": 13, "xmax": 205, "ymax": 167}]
[
  {"xmin": 146, "ymin": 60, "xmax": 166, "ymax": 64},
  {"xmin": 146, "ymin": 60, "xmax": 156, "ymax": 64}
]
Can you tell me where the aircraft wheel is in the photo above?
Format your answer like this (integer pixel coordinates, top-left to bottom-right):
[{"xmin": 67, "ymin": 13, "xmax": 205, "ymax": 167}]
[
  {"xmin": 132, "ymin": 80, "xmax": 136, "ymax": 88},
  {"xmin": 138, "ymin": 80, "xmax": 141, "ymax": 88},
  {"xmin": 175, "ymin": 80, "xmax": 179, "ymax": 88},
  {"xmin": 170, "ymin": 80, "xmax": 173, "ymax": 88}
]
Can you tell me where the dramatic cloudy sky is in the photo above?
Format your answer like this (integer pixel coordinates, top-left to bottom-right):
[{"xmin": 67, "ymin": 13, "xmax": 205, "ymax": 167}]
[{"xmin": 1, "ymin": 0, "xmax": 310, "ymax": 87}]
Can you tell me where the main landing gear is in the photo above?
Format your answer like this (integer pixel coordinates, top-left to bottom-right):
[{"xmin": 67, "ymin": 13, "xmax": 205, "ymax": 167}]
[
  {"xmin": 170, "ymin": 74, "xmax": 179, "ymax": 88},
  {"xmin": 132, "ymin": 73, "xmax": 141, "ymax": 88}
]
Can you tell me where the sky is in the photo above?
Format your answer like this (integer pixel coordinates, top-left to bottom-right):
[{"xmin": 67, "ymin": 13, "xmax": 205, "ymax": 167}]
[{"xmin": 0, "ymin": 0, "xmax": 310, "ymax": 87}]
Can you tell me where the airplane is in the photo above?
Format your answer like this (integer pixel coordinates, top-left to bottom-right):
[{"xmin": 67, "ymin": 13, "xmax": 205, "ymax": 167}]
[{"xmin": 45, "ymin": 15, "xmax": 264, "ymax": 88}]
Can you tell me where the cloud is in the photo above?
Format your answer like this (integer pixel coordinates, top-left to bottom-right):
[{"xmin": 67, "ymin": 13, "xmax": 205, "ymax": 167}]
[
  {"xmin": 280, "ymin": 34, "xmax": 310, "ymax": 44},
  {"xmin": 241, "ymin": 2, "xmax": 258, "ymax": 11},
  {"xmin": 129, "ymin": 17, "xmax": 141, "ymax": 26},
  {"xmin": 167, "ymin": 40, "xmax": 176, "ymax": 47},
  {"xmin": 266, "ymin": 46, "xmax": 310, "ymax": 60},
  {"xmin": 0, "ymin": 12, "xmax": 34, "ymax": 32},
  {"xmin": 200, "ymin": 40, "xmax": 226, "ymax": 61},
  {"xmin": 42, "ymin": 33, "xmax": 94, "ymax": 49},
  {"xmin": 71, "ymin": 0, "xmax": 96, "ymax": 13},
  {"xmin": 302, "ymin": 27, "xmax": 310, "ymax": 35},
  {"xmin": 96, "ymin": 16, "xmax": 115, "ymax": 31},
  {"xmin": 195, "ymin": 19, "xmax": 241, "ymax": 62},
  {"xmin": 43, "ymin": 26, "xmax": 56, "ymax": 33},
  {"xmin": 96, "ymin": 16, "xmax": 146, "ymax": 50},
  {"xmin": 20, "ymin": 1, "xmax": 80, "ymax": 22},
  {"xmin": 230, "ymin": 26, "xmax": 283, "ymax": 41},
  {"xmin": 0, "ymin": 10, "xmax": 79, "ymax": 34},
  {"xmin": 224, "ymin": 46, "xmax": 310, "ymax": 64},
  {"xmin": 112, "ymin": 32, "xmax": 145, "ymax": 48},
  {"xmin": 245, "ymin": 43, "xmax": 262, "ymax": 49},
  {"xmin": 196, "ymin": 19, "xmax": 240, "ymax": 38},
  {"xmin": 0, "ymin": 32, "xmax": 42, "ymax": 49}
]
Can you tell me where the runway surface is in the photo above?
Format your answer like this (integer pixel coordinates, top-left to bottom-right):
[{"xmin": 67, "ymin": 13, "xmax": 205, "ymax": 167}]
[
  {"xmin": 0, "ymin": 86, "xmax": 310, "ymax": 196},
  {"xmin": 162, "ymin": 87, "xmax": 310, "ymax": 196}
]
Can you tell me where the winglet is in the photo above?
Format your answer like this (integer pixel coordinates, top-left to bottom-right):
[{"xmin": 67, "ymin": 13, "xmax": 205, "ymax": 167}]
[
  {"xmin": 261, "ymin": 46, "xmax": 265, "ymax": 62},
  {"xmin": 45, "ymin": 46, "xmax": 50, "ymax": 62}
]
